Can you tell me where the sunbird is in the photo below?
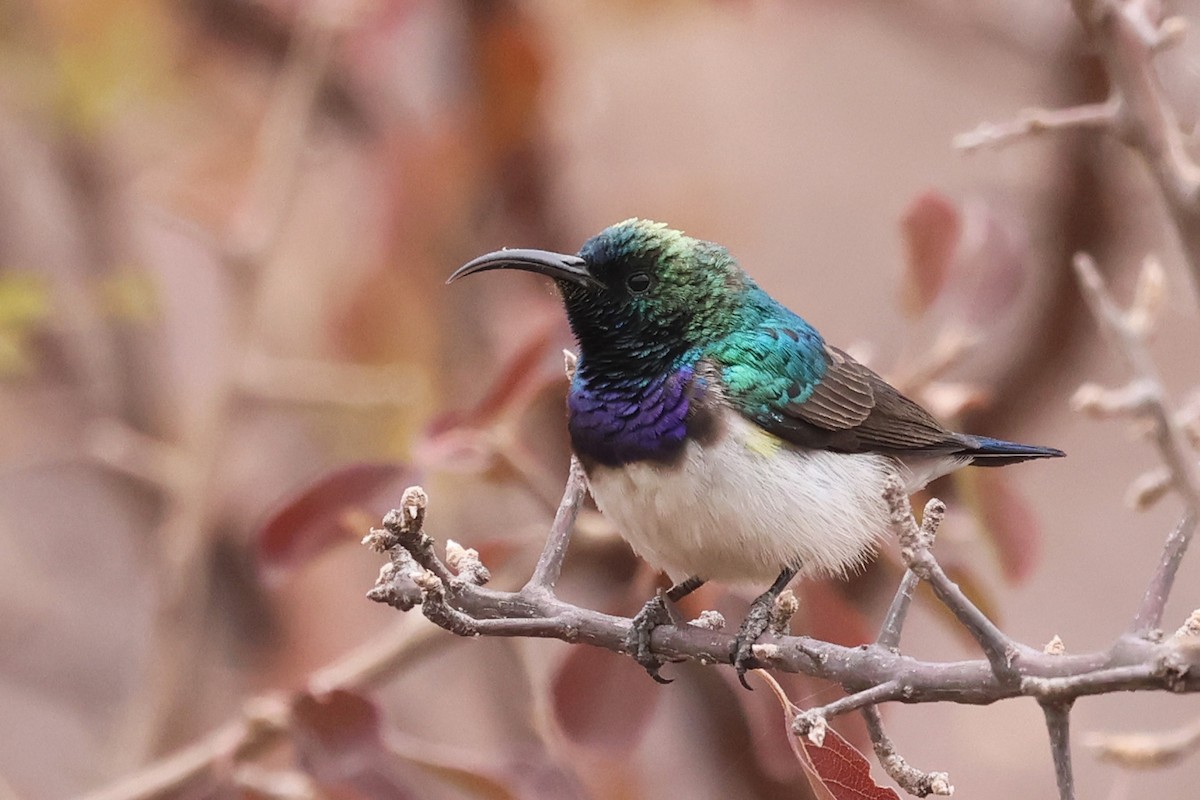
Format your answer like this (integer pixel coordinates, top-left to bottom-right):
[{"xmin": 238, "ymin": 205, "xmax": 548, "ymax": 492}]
[{"xmin": 450, "ymin": 219, "xmax": 1063, "ymax": 686}]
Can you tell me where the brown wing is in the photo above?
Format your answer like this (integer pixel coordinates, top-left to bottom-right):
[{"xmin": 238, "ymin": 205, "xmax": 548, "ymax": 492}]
[{"xmin": 773, "ymin": 346, "xmax": 966, "ymax": 455}]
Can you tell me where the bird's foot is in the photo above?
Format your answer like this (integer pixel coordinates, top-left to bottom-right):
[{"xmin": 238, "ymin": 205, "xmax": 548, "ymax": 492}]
[
  {"xmin": 628, "ymin": 592, "xmax": 676, "ymax": 684},
  {"xmin": 731, "ymin": 593, "xmax": 776, "ymax": 690}
]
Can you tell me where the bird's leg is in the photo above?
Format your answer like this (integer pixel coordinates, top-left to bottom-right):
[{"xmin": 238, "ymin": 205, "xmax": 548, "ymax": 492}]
[
  {"xmin": 629, "ymin": 575, "xmax": 705, "ymax": 684},
  {"xmin": 732, "ymin": 566, "xmax": 798, "ymax": 690}
]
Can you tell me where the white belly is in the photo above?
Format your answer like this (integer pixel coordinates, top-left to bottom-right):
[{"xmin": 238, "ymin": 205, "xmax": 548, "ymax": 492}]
[{"xmin": 584, "ymin": 414, "xmax": 938, "ymax": 584}]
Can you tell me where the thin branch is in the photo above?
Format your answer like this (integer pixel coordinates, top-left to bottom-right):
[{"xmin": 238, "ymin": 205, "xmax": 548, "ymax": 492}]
[
  {"xmin": 955, "ymin": 100, "xmax": 1120, "ymax": 152},
  {"xmin": 793, "ymin": 682, "xmax": 904, "ymax": 734},
  {"xmin": 236, "ymin": 352, "xmax": 428, "ymax": 409},
  {"xmin": 1085, "ymin": 714, "xmax": 1200, "ymax": 769},
  {"xmin": 1131, "ymin": 511, "xmax": 1198, "ymax": 634},
  {"xmin": 862, "ymin": 706, "xmax": 953, "ymax": 797},
  {"xmin": 1080, "ymin": 0, "xmax": 1200, "ymax": 290},
  {"xmin": 525, "ymin": 456, "xmax": 588, "ymax": 592},
  {"xmin": 84, "ymin": 418, "xmax": 191, "ymax": 492},
  {"xmin": 365, "ymin": 483, "xmax": 1200, "ymax": 708},
  {"xmin": 118, "ymin": 2, "xmax": 348, "ymax": 764},
  {"xmin": 886, "ymin": 483, "xmax": 1024, "ymax": 681},
  {"xmin": 964, "ymin": 0, "xmax": 1200, "ymax": 293},
  {"xmin": 81, "ymin": 605, "xmax": 469, "ymax": 800},
  {"xmin": 1042, "ymin": 702, "xmax": 1077, "ymax": 800},
  {"xmin": 1074, "ymin": 254, "xmax": 1200, "ymax": 511},
  {"xmin": 1073, "ymin": 253, "xmax": 1200, "ymax": 638},
  {"xmin": 877, "ymin": 570, "xmax": 920, "ymax": 651}
]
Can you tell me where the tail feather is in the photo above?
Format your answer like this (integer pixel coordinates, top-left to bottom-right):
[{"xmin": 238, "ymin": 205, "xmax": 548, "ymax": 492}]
[{"xmin": 964, "ymin": 436, "xmax": 1065, "ymax": 466}]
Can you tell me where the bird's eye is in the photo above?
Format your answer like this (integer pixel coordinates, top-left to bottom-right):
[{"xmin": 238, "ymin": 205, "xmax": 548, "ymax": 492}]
[{"xmin": 626, "ymin": 272, "xmax": 652, "ymax": 294}]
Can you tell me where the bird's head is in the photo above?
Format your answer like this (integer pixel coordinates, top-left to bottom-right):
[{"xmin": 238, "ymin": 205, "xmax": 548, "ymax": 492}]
[{"xmin": 449, "ymin": 219, "xmax": 752, "ymax": 368}]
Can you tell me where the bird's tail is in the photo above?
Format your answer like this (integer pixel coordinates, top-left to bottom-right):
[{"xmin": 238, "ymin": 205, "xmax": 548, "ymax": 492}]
[{"xmin": 964, "ymin": 436, "xmax": 1065, "ymax": 467}]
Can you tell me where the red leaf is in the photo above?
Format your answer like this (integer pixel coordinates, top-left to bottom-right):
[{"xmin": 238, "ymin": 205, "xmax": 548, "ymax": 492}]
[
  {"xmin": 256, "ymin": 462, "xmax": 414, "ymax": 583},
  {"xmin": 733, "ymin": 668, "xmax": 830, "ymax": 783},
  {"xmin": 291, "ymin": 689, "xmax": 418, "ymax": 798},
  {"xmin": 955, "ymin": 467, "xmax": 1042, "ymax": 583},
  {"xmin": 900, "ymin": 190, "xmax": 961, "ymax": 318},
  {"xmin": 799, "ymin": 725, "xmax": 900, "ymax": 800},
  {"xmin": 551, "ymin": 643, "xmax": 661, "ymax": 753},
  {"xmin": 757, "ymin": 673, "xmax": 900, "ymax": 800}
]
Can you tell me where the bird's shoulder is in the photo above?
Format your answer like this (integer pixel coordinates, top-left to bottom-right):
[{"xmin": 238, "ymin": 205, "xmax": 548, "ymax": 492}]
[{"xmin": 702, "ymin": 311, "xmax": 962, "ymax": 455}]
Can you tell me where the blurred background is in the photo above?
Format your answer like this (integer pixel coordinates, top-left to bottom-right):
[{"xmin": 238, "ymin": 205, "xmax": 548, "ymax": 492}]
[{"xmin": 3, "ymin": 0, "xmax": 1200, "ymax": 798}]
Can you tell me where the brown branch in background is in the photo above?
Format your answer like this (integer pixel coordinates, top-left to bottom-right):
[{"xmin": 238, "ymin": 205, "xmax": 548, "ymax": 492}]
[
  {"xmin": 1085, "ymin": 714, "xmax": 1200, "ymax": 769},
  {"xmin": 235, "ymin": 351, "xmax": 428, "ymax": 410},
  {"xmin": 954, "ymin": 100, "xmax": 1119, "ymax": 151},
  {"xmin": 963, "ymin": 1, "xmax": 1200, "ymax": 296},
  {"xmin": 116, "ymin": 1, "xmax": 350, "ymax": 762},
  {"xmin": 1072, "ymin": 254, "xmax": 1200, "ymax": 510},
  {"xmin": 1071, "ymin": 253, "xmax": 1200, "ymax": 637}
]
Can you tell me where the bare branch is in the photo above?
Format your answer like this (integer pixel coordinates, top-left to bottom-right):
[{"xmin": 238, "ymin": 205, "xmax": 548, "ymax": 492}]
[
  {"xmin": 862, "ymin": 706, "xmax": 954, "ymax": 797},
  {"xmin": 793, "ymin": 682, "xmax": 905, "ymax": 737},
  {"xmin": 965, "ymin": 0, "xmax": 1200, "ymax": 292},
  {"xmin": 955, "ymin": 101, "xmax": 1119, "ymax": 152},
  {"xmin": 1076, "ymin": 0, "xmax": 1200, "ymax": 290},
  {"xmin": 236, "ymin": 351, "xmax": 427, "ymax": 409},
  {"xmin": 877, "ymin": 570, "xmax": 920, "ymax": 651},
  {"xmin": 365, "ymin": 483, "xmax": 1200, "ymax": 711},
  {"xmin": 1085, "ymin": 714, "xmax": 1200, "ymax": 769},
  {"xmin": 525, "ymin": 456, "xmax": 588, "ymax": 593},
  {"xmin": 1131, "ymin": 512, "xmax": 1198, "ymax": 635},
  {"xmin": 1042, "ymin": 702, "xmax": 1077, "ymax": 800},
  {"xmin": 1074, "ymin": 254, "xmax": 1200, "ymax": 512},
  {"xmin": 887, "ymin": 483, "xmax": 1023, "ymax": 682}
]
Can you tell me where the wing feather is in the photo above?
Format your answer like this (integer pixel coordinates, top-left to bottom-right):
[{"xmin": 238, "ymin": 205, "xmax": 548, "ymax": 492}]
[{"xmin": 715, "ymin": 326, "xmax": 965, "ymax": 455}]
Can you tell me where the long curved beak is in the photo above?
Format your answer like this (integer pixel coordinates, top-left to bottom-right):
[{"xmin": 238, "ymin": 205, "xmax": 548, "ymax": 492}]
[{"xmin": 447, "ymin": 248, "xmax": 599, "ymax": 289}]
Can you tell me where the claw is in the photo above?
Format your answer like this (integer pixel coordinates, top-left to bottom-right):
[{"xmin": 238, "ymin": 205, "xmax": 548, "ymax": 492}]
[
  {"xmin": 731, "ymin": 591, "xmax": 777, "ymax": 690},
  {"xmin": 628, "ymin": 592, "xmax": 674, "ymax": 683}
]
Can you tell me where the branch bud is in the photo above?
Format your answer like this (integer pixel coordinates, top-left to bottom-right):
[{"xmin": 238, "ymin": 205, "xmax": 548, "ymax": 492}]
[{"xmin": 688, "ymin": 609, "xmax": 726, "ymax": 630}]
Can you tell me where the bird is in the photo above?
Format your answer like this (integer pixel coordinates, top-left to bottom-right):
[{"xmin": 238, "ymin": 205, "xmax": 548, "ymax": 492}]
[{"xmin": 448, "ymin": 218, "xmax": 1063, "ymax": 687}]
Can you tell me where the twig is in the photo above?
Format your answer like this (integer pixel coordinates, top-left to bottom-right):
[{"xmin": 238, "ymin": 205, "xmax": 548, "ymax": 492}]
[
  {"xmin": 1131, "ymin": 512, "xmax": 1198, "ymax": 635},
  {"xmin": 793, "ymin": 682, "xmax": 904, "ymax": 735},
  {"xmin": 81, "ymin": 609, "xmax": 466, "ymax": 800},
  {"xmin": 862, "ymin": 706, "xmax": 953, "ymax": 797},
  {"xmin": 1074, "ymin": 254, "xmax": 1200, "ymax": 511},
  {"xmin": 117, "ymin": 2, "xmax": 347, "ymax": 763},
  {"xmin": 525, "ymin": 456, "xmax": 587, "ymax": 593},
  {"xmin": 1073, "ymin": 253, "xmax": 1200, "ymax": 638},
  {"xmin": 1085, "ymin": 714, "xmax": 1200, "ymax": 769},
  {"xmin": 877, "ymin": 570, "xmax": 919, "ymax": 651},
  {"xmin": 84, "ymin": 418, "xmax": 191, "ymax": 493},
  {"xmin": 963, "ymin": 1, "xmax": 1200, "ymax": 293},
  {"xmin": 366, "ymin": 481, "xmax": 1200, "ymax": 705},
  {"xmin": 1075, "ymin": 0, "xmax": 1200, "ymax": 292},
  {"xmin": 236, "ymin": 351, "xmax": 428, "ymax": 410},
  {"xmin": 1042, "ymin": 702, "xmax": 1076, "ymax": 800},
  {"xmin": 231, "ymin": 766, "xmax": 315, "ymax": 800},
  {"xmin": 955, "ymin": 100, "xmax": 1119, "ymax": 152},
  {"xmin": 886, "ymin": 483, "xmax": 1024, "ymax": 681}
]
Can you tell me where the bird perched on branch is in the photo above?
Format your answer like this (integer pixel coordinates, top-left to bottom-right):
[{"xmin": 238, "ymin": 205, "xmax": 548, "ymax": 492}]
[{"xmin": 449, "ymin": 219, "xmax": 1063, "ymax": 687}]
